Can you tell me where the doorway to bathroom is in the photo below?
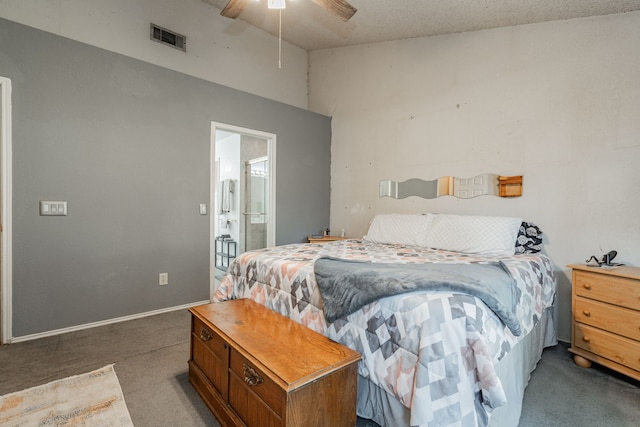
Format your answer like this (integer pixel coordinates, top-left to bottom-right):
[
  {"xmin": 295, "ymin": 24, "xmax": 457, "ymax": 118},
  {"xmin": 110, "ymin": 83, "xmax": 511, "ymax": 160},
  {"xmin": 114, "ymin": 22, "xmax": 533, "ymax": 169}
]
[{"xmin": 210, "ymin": 122, "xmax": 276, "ymax": 296}]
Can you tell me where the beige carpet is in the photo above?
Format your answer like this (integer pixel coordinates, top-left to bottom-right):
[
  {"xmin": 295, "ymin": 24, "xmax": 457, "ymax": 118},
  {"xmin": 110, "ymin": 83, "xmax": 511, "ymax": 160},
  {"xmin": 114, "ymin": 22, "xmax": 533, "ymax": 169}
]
[{"xmin": 0, "ymin": 364, "xmax": 133, "ymax": 427}]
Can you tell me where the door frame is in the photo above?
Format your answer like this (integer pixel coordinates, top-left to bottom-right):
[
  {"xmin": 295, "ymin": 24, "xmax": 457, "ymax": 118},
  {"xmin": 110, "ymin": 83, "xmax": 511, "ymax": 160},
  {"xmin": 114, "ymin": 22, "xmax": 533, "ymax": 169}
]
[
  {"xmin": 209, "ymin": 122, "xmax": 276, "ymax": 299},
  {"xmin": 1, "ymin": 77, "xmax": 13, "ymax": 344}
]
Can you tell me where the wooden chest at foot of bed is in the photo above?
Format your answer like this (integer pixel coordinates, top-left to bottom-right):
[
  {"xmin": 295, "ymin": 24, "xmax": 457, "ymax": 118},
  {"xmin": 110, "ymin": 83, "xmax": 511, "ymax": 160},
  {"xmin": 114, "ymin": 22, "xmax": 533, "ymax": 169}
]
[
  {"xmin": 568, "ymin": 264, "xmax": 640, "ymax": 381},
  {"xmin": 188, "ymin": 299, "xmax": 361, "ymax": 427}
]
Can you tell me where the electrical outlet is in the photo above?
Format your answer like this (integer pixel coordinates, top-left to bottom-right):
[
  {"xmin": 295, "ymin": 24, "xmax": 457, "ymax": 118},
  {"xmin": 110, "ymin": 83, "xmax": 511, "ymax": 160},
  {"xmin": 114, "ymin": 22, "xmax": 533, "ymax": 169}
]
[{"xmin": 159, "ymin": 272, "xmax": 168, "ymax": 286}]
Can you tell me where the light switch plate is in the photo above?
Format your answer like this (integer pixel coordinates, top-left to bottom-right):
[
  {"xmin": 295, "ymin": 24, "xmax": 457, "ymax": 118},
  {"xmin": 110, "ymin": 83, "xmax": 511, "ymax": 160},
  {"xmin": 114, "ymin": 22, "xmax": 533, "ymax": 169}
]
[
  {"xmin": 40, "ymin": 201, "xmax": 67, "ymax": 216},
  {"xmin": 199, "ymin": 204, "xmax": 207, "ymax": 215},
  {"xmin": 159, "ymin": 272, "xmax": 168, "ymax": 286}
]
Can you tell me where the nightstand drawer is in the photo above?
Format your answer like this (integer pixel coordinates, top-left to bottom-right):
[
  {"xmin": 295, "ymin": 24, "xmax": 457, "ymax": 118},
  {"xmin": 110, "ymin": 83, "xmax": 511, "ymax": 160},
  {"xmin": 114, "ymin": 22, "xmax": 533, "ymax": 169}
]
[
  {"xmin": 574, "ymin": 270, "xmax": 640, "ymax": 310},
  {"xmin": 575, "ymin": 297, "xmax": 640, "ymax": 341},
  {"xmin": 574, "ymin": 323, "xmax": 640, "ymax": 372}
]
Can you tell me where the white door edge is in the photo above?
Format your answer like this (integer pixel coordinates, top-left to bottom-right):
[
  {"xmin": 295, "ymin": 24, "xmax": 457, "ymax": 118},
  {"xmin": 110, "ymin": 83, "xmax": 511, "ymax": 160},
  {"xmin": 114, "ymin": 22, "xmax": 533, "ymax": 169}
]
[{"xmin": 1, "ymin": 77, "xmax": 13, "ymax": 344}]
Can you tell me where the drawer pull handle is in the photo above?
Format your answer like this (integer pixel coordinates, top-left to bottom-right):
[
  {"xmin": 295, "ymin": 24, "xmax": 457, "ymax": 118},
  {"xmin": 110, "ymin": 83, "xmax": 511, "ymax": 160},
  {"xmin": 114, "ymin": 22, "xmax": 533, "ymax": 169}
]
[
  {"xmin": 583, "ymin": 284, "xmax": 592, "ymax": 290},
  {"xmin": 582, "ymin": 310, "xmax": 591, "ymax": 317},
  {"xmin": 243, "ymin": 363, "xmax": 264, "ymax": 386},
  {"xmin": 582, "ymin": 336, "xmax": 591, "ymax": 343},
  {"xmin": 200, "ymin": 327, "xmax": 212, "ymax": 342}
]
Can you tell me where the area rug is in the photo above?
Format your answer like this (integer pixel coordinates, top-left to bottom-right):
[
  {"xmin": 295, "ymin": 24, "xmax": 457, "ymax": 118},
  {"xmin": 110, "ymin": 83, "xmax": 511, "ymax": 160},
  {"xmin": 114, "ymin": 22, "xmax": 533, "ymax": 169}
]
[{"xmin": 0, "ymin": 364, "xmax": 133, "ymax": 426}]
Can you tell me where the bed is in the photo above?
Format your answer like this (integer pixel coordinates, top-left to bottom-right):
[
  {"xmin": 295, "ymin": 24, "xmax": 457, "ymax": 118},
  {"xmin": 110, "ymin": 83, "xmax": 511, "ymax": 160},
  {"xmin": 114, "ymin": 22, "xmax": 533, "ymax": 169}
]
[{"xmin": 213, "ymin": 213, "xmax": 557, "ymax": 427}]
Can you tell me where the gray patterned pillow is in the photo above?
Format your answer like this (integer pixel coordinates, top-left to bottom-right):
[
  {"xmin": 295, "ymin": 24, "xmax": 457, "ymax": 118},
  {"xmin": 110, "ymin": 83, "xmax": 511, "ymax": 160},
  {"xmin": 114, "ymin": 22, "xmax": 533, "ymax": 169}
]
[{"xmin": 515, "ymin": 222, "xmax": 543, "ymax": 254}]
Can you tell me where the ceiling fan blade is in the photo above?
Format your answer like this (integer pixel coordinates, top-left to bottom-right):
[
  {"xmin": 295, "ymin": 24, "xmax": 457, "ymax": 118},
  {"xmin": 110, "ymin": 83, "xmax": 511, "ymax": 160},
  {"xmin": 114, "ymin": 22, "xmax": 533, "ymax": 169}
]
[
  {"xmin": 220, "ymin": 0, "xmax": 252, "ymax": 19},
  {"xmin": 310, "ymin": 0, "xmax": 357, "ymax": 21}
]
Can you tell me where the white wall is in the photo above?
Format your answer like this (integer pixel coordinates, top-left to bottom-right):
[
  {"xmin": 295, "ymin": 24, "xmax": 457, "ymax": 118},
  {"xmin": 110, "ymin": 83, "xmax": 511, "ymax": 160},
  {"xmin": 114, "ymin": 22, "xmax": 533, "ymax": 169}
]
[
  {"xmin": 309, "ymin": 11, "xmax": 640, "ymax": 342},
  {"xmin": 0, "ymin": 0, "xmax": 308, "ymax": 109}
]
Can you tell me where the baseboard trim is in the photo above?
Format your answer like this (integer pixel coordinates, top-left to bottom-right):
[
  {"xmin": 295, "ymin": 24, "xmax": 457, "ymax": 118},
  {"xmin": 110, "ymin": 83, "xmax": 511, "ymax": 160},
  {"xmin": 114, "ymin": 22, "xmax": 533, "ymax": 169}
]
[{"xmin": 8, "ymin": 300, "xmax": 210, "ymax": 344}]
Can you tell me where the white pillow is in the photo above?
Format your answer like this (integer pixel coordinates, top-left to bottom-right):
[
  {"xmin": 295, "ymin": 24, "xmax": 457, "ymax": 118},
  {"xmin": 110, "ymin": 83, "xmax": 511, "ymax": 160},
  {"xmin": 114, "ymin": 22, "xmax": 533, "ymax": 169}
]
[
  {"xmin": 364, "ymin": 214, "xmax": 434, "ymax": 246},
  {"xmin": 417, "ymin": 214, "xmax": 522, "ymax": 256}
]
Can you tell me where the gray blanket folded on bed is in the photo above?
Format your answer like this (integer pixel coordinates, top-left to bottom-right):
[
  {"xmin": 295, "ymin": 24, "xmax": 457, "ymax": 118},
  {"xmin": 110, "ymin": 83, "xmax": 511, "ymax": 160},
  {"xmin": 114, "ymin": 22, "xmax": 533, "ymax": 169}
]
[{"xmin": 314, "ymin": 258, "xmax": 522, "ymax": 336}]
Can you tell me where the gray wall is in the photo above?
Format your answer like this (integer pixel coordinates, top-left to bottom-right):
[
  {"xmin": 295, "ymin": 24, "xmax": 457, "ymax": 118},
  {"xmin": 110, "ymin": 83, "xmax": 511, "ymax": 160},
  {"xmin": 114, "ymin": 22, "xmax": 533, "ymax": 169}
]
[{"xmin": 0, "ymin": 18, "xmax": 331, "ymax": 337}]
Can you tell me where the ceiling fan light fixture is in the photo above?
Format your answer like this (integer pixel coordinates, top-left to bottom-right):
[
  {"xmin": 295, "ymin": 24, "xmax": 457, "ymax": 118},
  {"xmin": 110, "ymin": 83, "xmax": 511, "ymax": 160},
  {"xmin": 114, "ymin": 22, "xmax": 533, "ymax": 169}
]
[{"xmin": 267, "ymin": 0, "xmax": 286, "ymax": 9}]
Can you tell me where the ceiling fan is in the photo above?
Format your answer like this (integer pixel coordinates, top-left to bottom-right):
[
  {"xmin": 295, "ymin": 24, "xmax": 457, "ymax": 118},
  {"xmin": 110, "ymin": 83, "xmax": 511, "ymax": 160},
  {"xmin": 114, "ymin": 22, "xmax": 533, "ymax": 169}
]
[{"xmin": 220, "ymin": 0, "xmax": 357, "ymax": 21}]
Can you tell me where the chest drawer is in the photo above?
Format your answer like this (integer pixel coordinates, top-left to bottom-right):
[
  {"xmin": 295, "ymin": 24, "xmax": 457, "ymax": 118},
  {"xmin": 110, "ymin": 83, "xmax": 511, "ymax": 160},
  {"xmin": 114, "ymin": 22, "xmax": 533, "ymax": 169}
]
[
  {"xmin": 574, "ymin": 323, "xmax": 640, "ymax": 372},
  {"xmin": 574, "ymin": 270, "xmax": 640, "ymax": 310},
  {"xmin": 191, "ymin": 316, "xmax": 229, "ymax": 399},
  {"xmin": 229, "ymin": 348, "xmax": 285, "ymax": 418},
  {"xmin": 193, "ymin": 317, "xmax": 228, "ymax": 359},
  {"xmin": 575, "ymin": 296, "xmax": 640, "ymax": 341}
]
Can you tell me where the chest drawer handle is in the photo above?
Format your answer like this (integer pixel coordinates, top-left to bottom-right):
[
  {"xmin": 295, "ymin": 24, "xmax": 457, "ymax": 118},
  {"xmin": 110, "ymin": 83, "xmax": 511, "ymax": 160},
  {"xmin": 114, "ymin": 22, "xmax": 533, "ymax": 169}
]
[
  {"xmin": 582, "ymin": 310, "xmax": 591, "ymax": 317},
  {"xmin": 243, "ymin": 363, "xmax": 264, "ymax": 386},
  {"xmin": 582, "ymin": 283, "xmax": 592, "ymax": 290},
  {"xmin": 200, "ymin": 327, "xmax": 212, "ymax": 342},
  {"xmin": 582, "ymin": 336, "xmax": 591, "ymax": 343}
]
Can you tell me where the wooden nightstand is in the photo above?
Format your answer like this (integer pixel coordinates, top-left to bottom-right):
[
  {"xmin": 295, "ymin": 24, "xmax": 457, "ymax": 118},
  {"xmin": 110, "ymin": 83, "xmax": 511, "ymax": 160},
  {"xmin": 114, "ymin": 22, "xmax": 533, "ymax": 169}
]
[
  {"xmin": 308, "ymin": 235, "xmax": 349, "ymax": 244},
  {"xmin": 567, "ymin": 264, "xmax": 640, "ymax": 381}
]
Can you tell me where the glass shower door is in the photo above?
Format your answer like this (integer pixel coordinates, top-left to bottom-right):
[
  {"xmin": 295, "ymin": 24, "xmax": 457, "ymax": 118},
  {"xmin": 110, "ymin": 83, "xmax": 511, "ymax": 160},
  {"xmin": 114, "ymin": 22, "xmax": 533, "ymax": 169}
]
[{"xmin": 243, "ymin": 157, "xmax": 268, "ymax": 252}]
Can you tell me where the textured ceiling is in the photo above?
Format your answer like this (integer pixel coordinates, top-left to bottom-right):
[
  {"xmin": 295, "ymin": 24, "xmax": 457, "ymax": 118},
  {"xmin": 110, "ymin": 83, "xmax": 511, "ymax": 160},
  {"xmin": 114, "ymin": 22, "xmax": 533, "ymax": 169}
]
[{"xmin": 202, "ymin": 0, "xmax": 640, "ymax": 51}]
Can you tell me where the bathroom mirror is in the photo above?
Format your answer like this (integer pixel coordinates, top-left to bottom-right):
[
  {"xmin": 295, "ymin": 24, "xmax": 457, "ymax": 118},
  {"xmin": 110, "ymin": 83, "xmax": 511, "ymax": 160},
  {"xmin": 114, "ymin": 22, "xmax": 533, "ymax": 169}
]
[{"xmin": 380, "ymin": 174, "xmax": 522, "ymax": 199}]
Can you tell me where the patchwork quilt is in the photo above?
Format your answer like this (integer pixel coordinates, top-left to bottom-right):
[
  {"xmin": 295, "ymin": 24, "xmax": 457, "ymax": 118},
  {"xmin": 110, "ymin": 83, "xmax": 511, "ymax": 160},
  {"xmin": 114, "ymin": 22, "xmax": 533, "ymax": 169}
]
[{"xmin": 213, "ymin": 240, "xmax": 556, "ymax": 427}]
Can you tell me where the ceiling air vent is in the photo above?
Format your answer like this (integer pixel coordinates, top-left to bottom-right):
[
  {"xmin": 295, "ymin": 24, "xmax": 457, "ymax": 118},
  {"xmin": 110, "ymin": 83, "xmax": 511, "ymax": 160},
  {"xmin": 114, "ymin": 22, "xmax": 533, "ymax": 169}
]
[{"xmin": 150, "ymin": 24, "xmax": 186, "ymax": 52}]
